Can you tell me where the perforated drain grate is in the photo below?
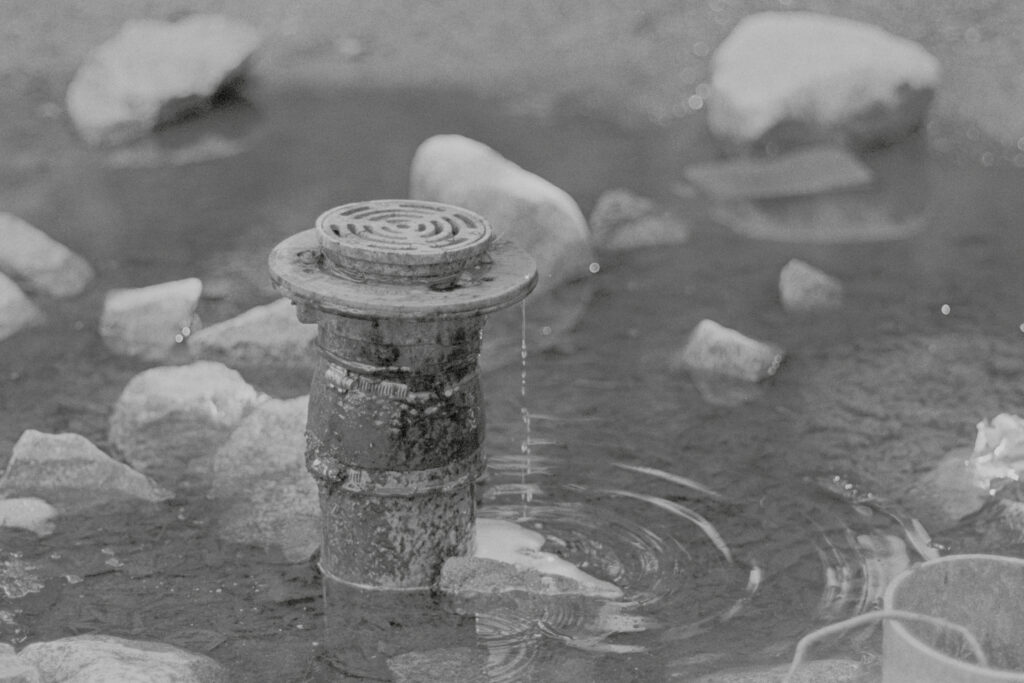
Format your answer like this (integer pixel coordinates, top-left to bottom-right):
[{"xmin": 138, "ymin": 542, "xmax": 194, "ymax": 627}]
[{"xmin": 316, "ymin": 200, "xmax": 493, "ymax": 284}]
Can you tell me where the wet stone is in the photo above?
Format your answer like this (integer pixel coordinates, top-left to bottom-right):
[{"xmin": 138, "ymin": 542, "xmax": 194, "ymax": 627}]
[
  {"xmin": 209, "ymin": 397, "xmax": 318, "ymax": 561},
  {"xmin": 779, "ymin": 259, "xmax": 843, "ymax": 312},
  {"xmin": 388, "ymin": 647, "xmax": 486, "ymax": 683},
  {"xmin": 0, "ymin": 498, "xmax": 58, "ymax": 537},
  {"xmin": 188, "ymin": 298, "xmax": 317, "ymax": 370},
  {"xmin": 99, "ymin": 277, "xmax": 202, "ymax": 361},
  {"xmin": 66, "ymin": 14, "xmax": 261, "ymax": 146},
  {"xmin": 707, "ymin": 11, "xmax": 940, "ymax": 150},
  {"xmin": 17, "ymin": 635, "xmax": 230, "ymax": 683},
  {"xmin": 0, "ymin": 213, "xmax": 94, "ymax": 298},
  {"xmin": 0, "ymin": 273, "xmax": 44, "ymax": 343},
  {"xmin": 0, "ymin": 431, "xmax": 171, "ymax": 513},
  {"xmin": 672, "ymin": 319, "xmax": 784, "ymax": 383},
  {"xmin": 108, "ymin": 361, "xmax": 266, "ymax": 484},
  {"xmin": 589, "ymin": 188, "xmax": 690, "ymax": 251}
]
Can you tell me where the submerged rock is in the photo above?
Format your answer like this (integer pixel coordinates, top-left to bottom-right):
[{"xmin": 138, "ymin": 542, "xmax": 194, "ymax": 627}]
[
  {"xmin": 388, "ymin": 647, "xmax": 486, "ymax": 683},
  {"xmin": 0, "ymin": 213, "xmax": 94, "ymax": 298},
  {"xmin": 0, "ymin": 497, "xmax": 58, "ymax": 537},
  {"xmin": 0, "ymin": 273, "xmax": 44, "ymax": 343},
  {"xmin": 690, "ymin": 657, "xmax": 865, "ymax": 682},
  {"xmin": 99, "ymin": 277, "xmax": 202, "ymax": 361},
  {"xmin": 188, "ymin": 298, "xmax": 317, "ymax": 370},
  {"xmin": 779, "ymin": 259, "xmax": 843, "ymax": 312},
  {"xmin": 66, "ymin": 14, "xmax": 261, "ymax": 146},
  {"xmin": 0, "ymin": 431, "xmax": 171, "ymax": 513},
  {"xmin": 588, "ymin": 188, "xmax": 689, "ymax": 251},
  {"xmin": 209, "ymin": 397, "xmax": 318, "ymax": 561},
  {"xmin": 672, "ymin": 319, "xmax": 784, "ymax": 383},
  {"xmin": 17, "ymin": 634, "xmax": 229, "ymax": 683},
  {"xmin": 707, "ymin": 12, "xmax": 940, "ymax": 149},
  {"xmin": 108, "ymin": 362, "xmax": 266, "ymax": 483}
]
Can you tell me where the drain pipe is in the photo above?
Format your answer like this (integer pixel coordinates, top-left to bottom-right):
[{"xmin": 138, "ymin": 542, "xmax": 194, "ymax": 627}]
[{"xmin": 270, "ymin": 200, "xmax": 537, "ymax": 590}]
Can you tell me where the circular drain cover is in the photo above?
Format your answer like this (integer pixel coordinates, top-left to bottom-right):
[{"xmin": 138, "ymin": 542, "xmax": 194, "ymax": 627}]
[{"xmin": 317, "ymin": 200, "xmax": 493, "ymax": 284}]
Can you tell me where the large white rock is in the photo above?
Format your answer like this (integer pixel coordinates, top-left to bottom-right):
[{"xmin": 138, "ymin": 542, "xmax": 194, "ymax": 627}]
[
  {"xmin": 108, "ymin": 362, "xmax": 266, "ymax": 483},
  {"xmin": 99, "ymin": 277, "xmax": 202, "ymax": 361},
  {"xmin": 188, "ymin": 298, "xmax": 317, "ymax": 369},
  {"xmin": 779, "ymin": 258, "xmax": 843, "ymax": 312},
  {"xmin": 707, "ymin": 12, "xmax": 940, "ymax": 148},
  {"xmin": 0, "ymin": 213, "xmax": 94, "ymax": 298},
  {"xmin": 672, "ymin": 319, "xmax": 784, "ymax": 383},
  {"xmin": 66, "ymin": 14, "xmax": 261, "ymax": 146},
  {"xmin": 0, "ymin": 645, "xmax": 39, "ymax": 683},
  {"xmin": 0, "ymin": 272, "xmax": 44, "ymax": 343},
  {"xmin": 0, "ymin": 431, "xmax": 171, "ymax": 513},
  {"xmin": 409, "ymin": 134, "xmax": 593, "ymax": 296},
  {"xmin": 209, "ymin": 397, "xmax": 319, "ymax": 561},
  {"xmin": 17, "ymin": 635, "xmax": 229, "ymax": 683}
]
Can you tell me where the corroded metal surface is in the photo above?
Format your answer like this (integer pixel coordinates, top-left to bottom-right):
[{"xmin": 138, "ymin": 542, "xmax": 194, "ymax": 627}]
[{"xmin": 269, "ymin": 199, "xmax": 537, "ymax": 589}]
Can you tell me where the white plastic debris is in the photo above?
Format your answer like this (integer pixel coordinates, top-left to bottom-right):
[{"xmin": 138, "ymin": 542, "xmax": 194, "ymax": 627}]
[{"xmin": 969, "ymin": 413, "xmax": 1024, "ymax": 493}]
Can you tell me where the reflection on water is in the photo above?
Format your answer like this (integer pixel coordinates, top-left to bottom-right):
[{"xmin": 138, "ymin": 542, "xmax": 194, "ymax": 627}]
[{"xmin": 1, "ymin": 83, "xmax": 1023, "ymax": 681}]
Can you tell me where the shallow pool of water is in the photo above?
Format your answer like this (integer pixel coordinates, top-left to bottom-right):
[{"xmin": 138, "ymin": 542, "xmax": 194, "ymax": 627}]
[{"xmin": 1, "ymin": 83, "xmax": 1023, "ymax": 681}]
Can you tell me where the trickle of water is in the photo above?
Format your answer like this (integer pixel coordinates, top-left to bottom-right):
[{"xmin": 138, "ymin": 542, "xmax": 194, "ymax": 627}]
[{"xmin": 520, "ymin": 300, "xmax": 533, "ymax": 512}]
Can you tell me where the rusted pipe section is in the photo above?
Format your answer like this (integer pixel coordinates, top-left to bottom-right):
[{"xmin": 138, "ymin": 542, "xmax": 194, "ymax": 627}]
[{"xmin": 269, "ymin": 200, "xmax": 536, "ymax": 589}]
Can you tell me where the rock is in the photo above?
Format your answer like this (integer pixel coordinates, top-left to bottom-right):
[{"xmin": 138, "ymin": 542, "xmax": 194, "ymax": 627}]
[
  {"xmin": 0, "ymin": 273, "xmax": 44, "ymax": 343},
  {"xmin": 707, "ymin": 12, "xmax": 940, "ymax": 149},
  {"xmin": 671, "ymin": 319, "xmax": 784, "ymax": 383},
  {"xmin": 588, "ymin": 189, "xmax": 689, "ymax": 251},
  {"xmin": 188, "ymin": 298, "xmax": 317, "ymax": 370},
  {"xmin": 108, "ymin": 362, "xmax": 266, "ymax": 483},
  {"xmin": 209, "ymin": 397, "xmax": 318, "ymax": 561},
  {"xmin": 0, "ymin": 213, "xmax": 94, "ymax": 297},
  {"xmin": 0, "ymin": 498, "xmax": 58, "ymax": 537},
  {"xmin": 66, "ymin": 14, "xmax": 261, "ymax": 146},
  {"xmin": 99, "ymin": 278, "xmax": 202, "ymax": 361},
  {"xmin": 17, "ymin": 634, "xmax": 229, "ymax": 683},
  {"xmin": 440, "ymin": 518, "xmax": 622, "ymax": 599},
  {"xmin": 388, "ymin": 647, "xmax": 486, "ymax": 683},
  {"xmin": 0, "ymin": 431, "xmax": 171, "ymax": 513},
  {"xmin": 410, "ymin": 135, "xmax": 595, "ymax": 370},
  {"xmin": 690, "ymin": 658, "xmax": 865, "ymax": 682},
  {"xmin": 779, "ymin": 259, "xmax": 843, "ymax": 312},
  {"xmin": 0, "ymin": 647, "xmax": 39, "ymax": 683},
  {"xmin": 0, "ymin": 552, "xmax": 45, "ymax": 600},
  {"xmin": 409, "ymin": 134, "xmax": 593, "ymax": 296}
]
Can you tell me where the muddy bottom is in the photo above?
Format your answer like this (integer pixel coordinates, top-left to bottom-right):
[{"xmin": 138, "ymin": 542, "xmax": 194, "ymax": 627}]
[{"xmin": 1, "ymin": 84, "xmax": 1023, "ymax": 681}]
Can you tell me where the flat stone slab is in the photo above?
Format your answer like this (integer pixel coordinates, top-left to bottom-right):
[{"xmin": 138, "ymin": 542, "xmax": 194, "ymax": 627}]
[
  {"xmin": 66, "ymin": 14, "xmax": 261, "ymax": 146},
  {"xmin": 0, "ymin": 213, "xmax": 94, "ymax": 297},
  {"xmin": 17, "ymin": 634, "xmax": 229, "ymax": 683},
  {"xmin": 0, "ymin": 431, "xmax": 171, "ymax": 513},
  {"xmin": 0, "ymin": 272, "xmax": 44, "ymax": 343},
  {"xmin": 779, "ymin": 259, "xmax": 843, "ymax": 312},
  {"xmin": 108, "ymin": 361, "xmax": 266, "ymax": 484},
  {"xmin": 99, "ymin": 277, "xmax": 202, "ymax": 361},
  {"xmin": 188, "ymin": 298, "xmax": 316, "ymax": 369},
  {"xmin": 685, "ymin": 146, "xmax": 872, "ymax": 200},
  {"xmin": 708, "ymin": 11, "xmax": 940, "ymax": 149}
]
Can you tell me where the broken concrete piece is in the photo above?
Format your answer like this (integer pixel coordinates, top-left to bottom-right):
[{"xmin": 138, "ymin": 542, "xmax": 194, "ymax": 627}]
[
  {"xmin": 672, "ymin": 319, "xmax": 784, "ymax": 382},
  {"xmin": 0, "ymin": 431, "xmax": 172, "ymax": 513},
  {"xmin": 99, "ymin": 277, "xmax": 202, "ymax": 361},
  {"xmin": 209, "ymin": 397, "xmax": 318, "ymax": 561},
  {"xmin": 589, "ymin": 188, "xmax": 689, "ymax": 251},
  {"xmin": 188, "ymin": 298, "xmax": 317, "ymax": 369},
  {"xmin": 0, "ymin": 213, "xmax": 95, "ymax": 297},
  {"xmin": 707, "ymin": 12, "xmax": 940, "ymax": 149},
  {"xmin": 17, "ymin": 635, "xmax": 230, "ymax": 683},
  {"xmin": 108, "ymin": 361, "xmax": 266, "ymax": 483},
  {"xmin": 66, "ymin": 14, "xmax": 261, "ymax": 146},
  {"xmin": 410, "ymin": 134, "xmax": 593, "ymax": 296},
  {"xmin": 684, "ymin": 146, "xmax": 873, "ymax": 200},
  {"xmin": 779, "ymin": 259, "xmax": 843, "ymax": 312},
  {"xmin": 0, "ymin": 272, "xmax": 44, "ymax": 343},
  {"xmin": 0, "ymin": 497, "xmax": 58, "ymax": 537}
]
